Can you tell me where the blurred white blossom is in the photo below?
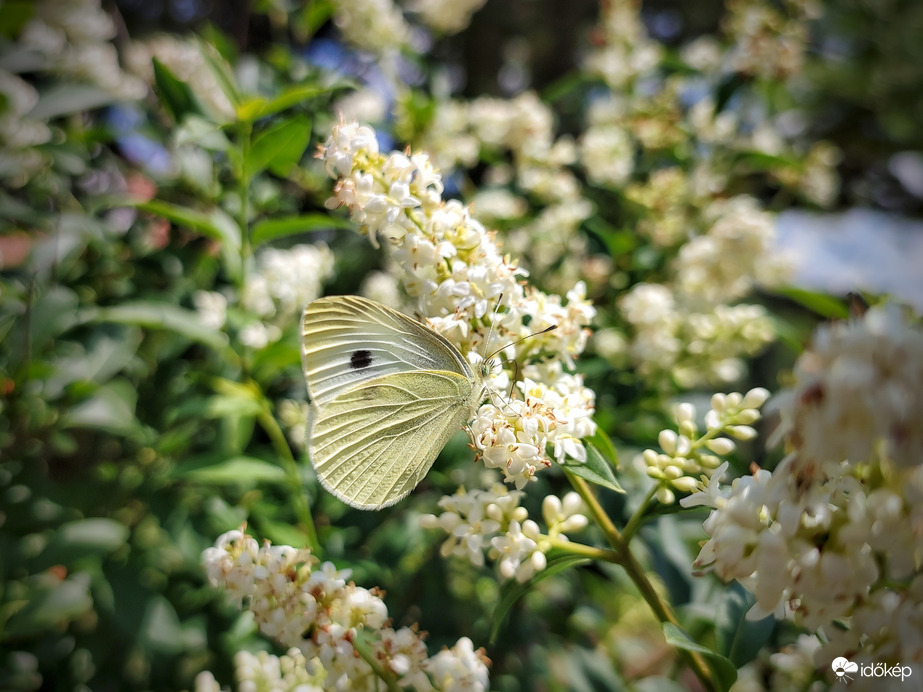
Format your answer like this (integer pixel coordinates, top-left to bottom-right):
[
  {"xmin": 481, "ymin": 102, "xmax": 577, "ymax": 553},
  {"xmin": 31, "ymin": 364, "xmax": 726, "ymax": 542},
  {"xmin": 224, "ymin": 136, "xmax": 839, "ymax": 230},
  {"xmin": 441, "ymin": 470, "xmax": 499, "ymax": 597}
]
[
  {"xmin": 331, "ymin": 0, "xmax": 409, "ymax": 54},
  {"xmin": 408, "ymin": 0, "xmax": 487, "ymax": 34},
  {"xmin": 682, "ymin": 305, "xmax": 923, "ymax": 670},
  {"xmin": 203, "ymin": 529, "xmax": 490, "ymax": 691}
]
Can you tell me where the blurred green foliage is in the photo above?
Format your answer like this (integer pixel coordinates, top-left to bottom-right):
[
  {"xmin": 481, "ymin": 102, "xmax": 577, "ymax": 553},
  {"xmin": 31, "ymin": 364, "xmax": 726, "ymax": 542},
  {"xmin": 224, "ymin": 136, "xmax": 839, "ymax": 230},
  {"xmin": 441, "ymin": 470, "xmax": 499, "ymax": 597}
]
[{"xmin": 1, "ymin": 0, "xmax": 918, "ymax": 690}]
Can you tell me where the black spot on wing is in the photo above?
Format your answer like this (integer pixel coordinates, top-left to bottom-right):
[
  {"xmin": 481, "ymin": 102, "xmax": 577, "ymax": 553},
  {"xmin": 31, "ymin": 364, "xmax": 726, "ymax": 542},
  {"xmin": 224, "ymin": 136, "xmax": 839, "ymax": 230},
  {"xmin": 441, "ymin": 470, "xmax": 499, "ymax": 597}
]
[{"xmin": 351, "ymin": 349, "xmax": 373, "ymax": 369}]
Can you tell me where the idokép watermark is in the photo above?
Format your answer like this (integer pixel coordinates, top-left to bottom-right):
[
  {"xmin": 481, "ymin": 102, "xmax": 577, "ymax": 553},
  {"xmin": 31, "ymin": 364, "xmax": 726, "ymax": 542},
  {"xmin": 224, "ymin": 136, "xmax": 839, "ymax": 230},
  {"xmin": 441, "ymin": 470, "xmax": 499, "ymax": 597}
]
[{"xmin": 832, "ymin": 657, "xmax": 914, "ymax": 684}]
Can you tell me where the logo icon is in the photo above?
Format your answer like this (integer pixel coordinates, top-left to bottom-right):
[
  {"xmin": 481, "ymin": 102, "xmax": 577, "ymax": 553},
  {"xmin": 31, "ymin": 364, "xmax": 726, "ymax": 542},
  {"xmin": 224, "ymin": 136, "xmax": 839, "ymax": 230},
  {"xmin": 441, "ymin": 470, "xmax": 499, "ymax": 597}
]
[{"xmin": 832, "ymin": 657, "xmax": 859, "ymax": 683}]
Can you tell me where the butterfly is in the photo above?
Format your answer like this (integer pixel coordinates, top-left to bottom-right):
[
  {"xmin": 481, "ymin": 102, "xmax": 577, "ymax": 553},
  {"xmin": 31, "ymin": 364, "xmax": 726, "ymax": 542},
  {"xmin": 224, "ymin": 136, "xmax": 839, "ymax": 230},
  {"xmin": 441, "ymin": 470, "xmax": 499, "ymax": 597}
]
[{"xmin": 300, "ymin": 295, "xmax": 489, "ymax": 510}]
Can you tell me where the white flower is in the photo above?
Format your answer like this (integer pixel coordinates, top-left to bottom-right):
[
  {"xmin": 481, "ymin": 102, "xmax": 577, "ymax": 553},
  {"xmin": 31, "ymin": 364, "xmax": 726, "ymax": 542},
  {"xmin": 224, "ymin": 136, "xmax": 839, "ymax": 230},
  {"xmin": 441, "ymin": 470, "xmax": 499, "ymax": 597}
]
[
  {"xmin": 193, "ymin": 290, "xmax": 227, "ymax": 330},
  {"xmin": 331, "ymin": 0, "xmax": 409, "ymax": 54},
  {"xmin": 424, "ymin": 637, "xmax": 490, "ymax": 692},
  {"xmin": 490, "ymin": 520, "xmax": 546, "ymax": 582},
  {"xmin": 408, "ymin": 0, "xmax": 487, "ymax": 33},
  {"xmin": 580, "ymin": 123, "xmax": 634, "ymax": 187}
]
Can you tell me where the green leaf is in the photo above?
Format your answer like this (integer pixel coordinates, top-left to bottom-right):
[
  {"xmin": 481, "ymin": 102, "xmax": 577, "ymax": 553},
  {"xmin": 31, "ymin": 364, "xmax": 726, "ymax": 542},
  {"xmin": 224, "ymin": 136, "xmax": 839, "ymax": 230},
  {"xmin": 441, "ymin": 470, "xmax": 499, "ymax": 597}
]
[
  {"xmin": 174, "ymin": 115, "xmax": 232, "ymax": 151},
  {"xmin": 490, "ymin": 554, "xmax": 589, "ymax": 643},
  {"xmin": 81, "ymin": 301, "xmax": 228, "ymax": 350},
  {"xmin": 258, "ymin": 518, "xmax": 315, "ymax": 550},
  {"xmin": 196, "ymin": 38, "xmax": 241, "ymax": 110},
  {"xmin": 172, "ymin": 455, "xmax": 288, "ymax": 485},
  {"xmin": 138, "ymin": 595, "xmax": 185, "ymax": 654},
  {"xmin": 61, "ymin": 379, "xmax": 139, "ymax": 436},
  {"xmin": 251, "ymin": 212, "xmax": 354, "ymax": 247},
  {"xmin": 293, "ymin": 0, "xmax": 335, "ymax": 39},
  {"xmin": 28, "ymin": 84, "xmax": 119, "ymax": 120},
  {"xmin": 715, "ymin": 582, "xmax": 775, "ymax": 667},
  {"xmin": 133, "ymin": 199, "xmax": 242, "ymax": 252},
  {"xmin": 28, "ymin": 286, "xmax": 81, "ymax": 354},
  {"xmin": 772, "ymin": 286, "xmax": 849, "ymax": 319},
  {"xmin": 35, "ymin": 518, "xmax": 130, "ymax": 569},
  {"xmin": 152, "ymin": 58, "xmax": 202, "ymax": 123},
  {"xmin": 586, "ymin": 427, "xmax": 619, "ymax": 469},
  {"xmin": 662, "ymin": 622, "xmax": 738, "ymax": 691},
  {"xmin": 4, "ymin": 575, "xmax": 93, "ymax": 637},
  {"xmin": 246, "ymin": 115, "xmax": 312, "ymax": 178},
  {"xmin": 259, "ymin": 84, "xmax": 327, "ymax": 119},
  {"xmin": 561, "ymin": 442, "xmax": 624, "ymax": 493},
  {"xmin": 0, "ymin": 1, "xmax": 34, "ymax": 38}
]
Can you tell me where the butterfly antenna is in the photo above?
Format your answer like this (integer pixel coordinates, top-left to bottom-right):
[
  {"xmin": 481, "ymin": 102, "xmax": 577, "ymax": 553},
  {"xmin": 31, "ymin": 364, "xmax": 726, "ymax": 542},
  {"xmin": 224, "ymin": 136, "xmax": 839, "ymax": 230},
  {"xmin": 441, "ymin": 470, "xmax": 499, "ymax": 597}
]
[
  {"xmin": 486, "ymin": 324, "xmax": 557, "ymax": 362},
  {"xmin": 482, "ymin": 292, "xmax": 503, "ymax": 360}
]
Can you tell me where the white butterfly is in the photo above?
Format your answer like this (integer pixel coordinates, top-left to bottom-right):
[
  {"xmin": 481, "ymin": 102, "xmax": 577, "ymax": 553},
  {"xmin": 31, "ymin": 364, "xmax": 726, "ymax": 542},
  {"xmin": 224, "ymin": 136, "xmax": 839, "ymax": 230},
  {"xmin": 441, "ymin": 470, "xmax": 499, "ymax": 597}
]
[{"xmin": 300, "ymin": 295, "xmax": 488, "ymax": 510}]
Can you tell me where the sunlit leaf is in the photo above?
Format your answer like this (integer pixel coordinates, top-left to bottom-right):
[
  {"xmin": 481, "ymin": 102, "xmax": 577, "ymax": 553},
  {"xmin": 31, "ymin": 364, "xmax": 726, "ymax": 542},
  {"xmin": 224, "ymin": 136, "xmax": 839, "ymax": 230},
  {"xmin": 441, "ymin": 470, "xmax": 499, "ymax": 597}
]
[
  {"xmin": 61, "ymin": 379, "xmax": 139, "ymax": 436},
  {"xmin": 172, "ymin": 455, "xmax": 288, "ymax": 485},
  {"xmin": 772, "ymin": 286, "xmax": 850, "ymax": 319},
  {"xmin": 196, "ymin": 38, "xmax": 241, "ymax": 110},
  {"xmin": 35, "ymin": 518, "xmax": 131, "ymax": 569},
  {"xmin": 247, "ymin": 115, "xmax": 312, "ymax": 177},
  {"xmin": 81, "ymin": 301, "xmax": 228, "ymax": 350},
  {"xmin": 4, "ymin": 575, "xmax": 93, "ymax": 637},
  {"xmin": 29, "ymin": 84, "xmax": 117, "ymax": 120},
  {"xmin": 251, "ymin": 212, "xmax": 354, "ymax": 247},
  {"xmin": 139, "ymin": 595, "xmax": 185, "ymax": 654}
]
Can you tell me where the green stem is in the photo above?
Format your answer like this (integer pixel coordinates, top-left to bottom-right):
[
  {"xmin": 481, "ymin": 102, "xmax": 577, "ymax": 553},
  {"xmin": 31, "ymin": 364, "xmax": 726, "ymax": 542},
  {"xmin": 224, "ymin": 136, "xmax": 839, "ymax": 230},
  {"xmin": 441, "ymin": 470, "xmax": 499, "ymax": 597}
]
[
  {"xmin": 621, "ymin": 484, "xmax": 658, "ymax": 544},
  {"xmin": 546, "ymin": 536, "xmax": 619, "ymax": 563},
  {"xmin": 254, "ymin": 393, "xmax": 319, "ymax": 553},
  {"xmin": 238, "ymin": 121, "xmax": 253, "ymax": 263},
  {"xmin": 568, "ymin": 475, "xmax": 718, "ymax": 692}
]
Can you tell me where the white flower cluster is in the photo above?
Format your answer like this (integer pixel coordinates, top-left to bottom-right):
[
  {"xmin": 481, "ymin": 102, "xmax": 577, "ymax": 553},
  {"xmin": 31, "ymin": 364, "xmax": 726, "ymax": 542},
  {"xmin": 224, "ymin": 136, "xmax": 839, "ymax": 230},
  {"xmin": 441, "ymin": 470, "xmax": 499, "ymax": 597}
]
[
  {"xmin": 771, "ymin": 304, "xmax": 923, "ymax": 472},
  {"xmin": 0, "ymin": 71, "xmax": 52, "ymax": 186},
  {"xmin": 420, "ymin": 485, "xmax": 587, "ymax": 583},
  {"xmin": 682, "ymin": 306, "xmax": 923, "ymax": 672},
  {"xmin": 642, "ymin": 388, "xmax": 769, "ymax": 505},
  {"xmin": 413, "ymin": 93, "xmax": 600, "ymax": 292},
  {"xmin": 18, "ymin": 0, "xmax": 146, "ymax": 100},
  {"xmin": 615, "ymin": 194, "xmax": 783, "ymax": 388},
  {"xmin": 239, "ymin": 243, "xmax": 334, "ymax": 349},
  {"xmin": 202, "ymin": 529, "xmax": 490, "ymax": 691},
  {"xmin": 0, "ymin": 0, "xmax": 147, "ymax": 186},
  {"xmin": 408, "ymin": 0, "xmax": 488, "ymax": 34},
  {"xmin": 318, "ymin": 120, "xmax": 597, "ymax": 489},
  {"xmin": 723, "ymin": 0, "xmax": 814, "ymax": 81},
  {"xmin": 583, "ymin": 0, "xmax": 662, "ymax": 88},
  {"xmin": 675, "ymin": 196, "xmax": 788, "ymax": 307},
  {"xmin": 331, "ymin": 0, "xmax": 410, "ymax": 55},
  {"xmin": 195, "ymin": 649, "xmax": 321, "ymax": 692},
  {"xmin": 618, "ymin": 283, "xmax": 776, "ymax": 388}
]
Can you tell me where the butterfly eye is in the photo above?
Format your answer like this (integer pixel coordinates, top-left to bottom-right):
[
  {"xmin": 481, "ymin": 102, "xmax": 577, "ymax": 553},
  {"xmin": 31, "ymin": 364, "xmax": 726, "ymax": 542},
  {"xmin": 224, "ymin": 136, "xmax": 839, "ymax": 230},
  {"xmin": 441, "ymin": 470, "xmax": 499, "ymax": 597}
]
[{"xmin": 350, "ymin": 350, "xmax": 373, "ymax": 369}]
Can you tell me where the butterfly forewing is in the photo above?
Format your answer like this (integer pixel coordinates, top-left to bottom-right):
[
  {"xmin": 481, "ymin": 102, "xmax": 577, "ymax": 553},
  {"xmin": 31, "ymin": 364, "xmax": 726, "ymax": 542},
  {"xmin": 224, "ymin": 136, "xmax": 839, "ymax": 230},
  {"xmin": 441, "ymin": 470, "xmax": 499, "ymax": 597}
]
[{"xmin": 301, "ymin": 295, "xmax": 472, "ymax": 404}]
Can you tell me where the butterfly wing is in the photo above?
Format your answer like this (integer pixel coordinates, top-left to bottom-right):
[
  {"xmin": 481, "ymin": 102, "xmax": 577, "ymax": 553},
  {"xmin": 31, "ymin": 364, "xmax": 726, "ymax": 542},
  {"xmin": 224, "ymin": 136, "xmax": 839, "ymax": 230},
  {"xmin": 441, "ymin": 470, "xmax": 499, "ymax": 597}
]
[
  {"xmin": 308, "ymin": 370, "xmax": 476, "ymax": 509},
  {"xmin": 300, "ymin": 295, "xmax": 482, "ymax": 509},
  {"xmin": 301, "ymin": 295, "xmax": 473, "ymax": 405}
]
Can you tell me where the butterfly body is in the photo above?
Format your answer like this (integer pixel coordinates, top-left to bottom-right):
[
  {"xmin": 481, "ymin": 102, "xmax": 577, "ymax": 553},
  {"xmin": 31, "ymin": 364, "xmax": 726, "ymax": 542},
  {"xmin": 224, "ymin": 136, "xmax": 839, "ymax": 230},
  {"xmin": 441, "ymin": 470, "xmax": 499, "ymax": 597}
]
[{"xmin": 301, "ymin": 295, "xmax": 485, "ymax": 509}]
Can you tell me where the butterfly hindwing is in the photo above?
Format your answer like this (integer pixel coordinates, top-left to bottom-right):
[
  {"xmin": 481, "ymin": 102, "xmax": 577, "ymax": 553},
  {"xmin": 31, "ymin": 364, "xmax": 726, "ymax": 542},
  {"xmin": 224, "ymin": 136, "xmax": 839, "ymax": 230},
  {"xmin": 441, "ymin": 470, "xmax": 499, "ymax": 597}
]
[{"xmin": 308, "ymin": 370, "xmax": 476, "ymax": 509}]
